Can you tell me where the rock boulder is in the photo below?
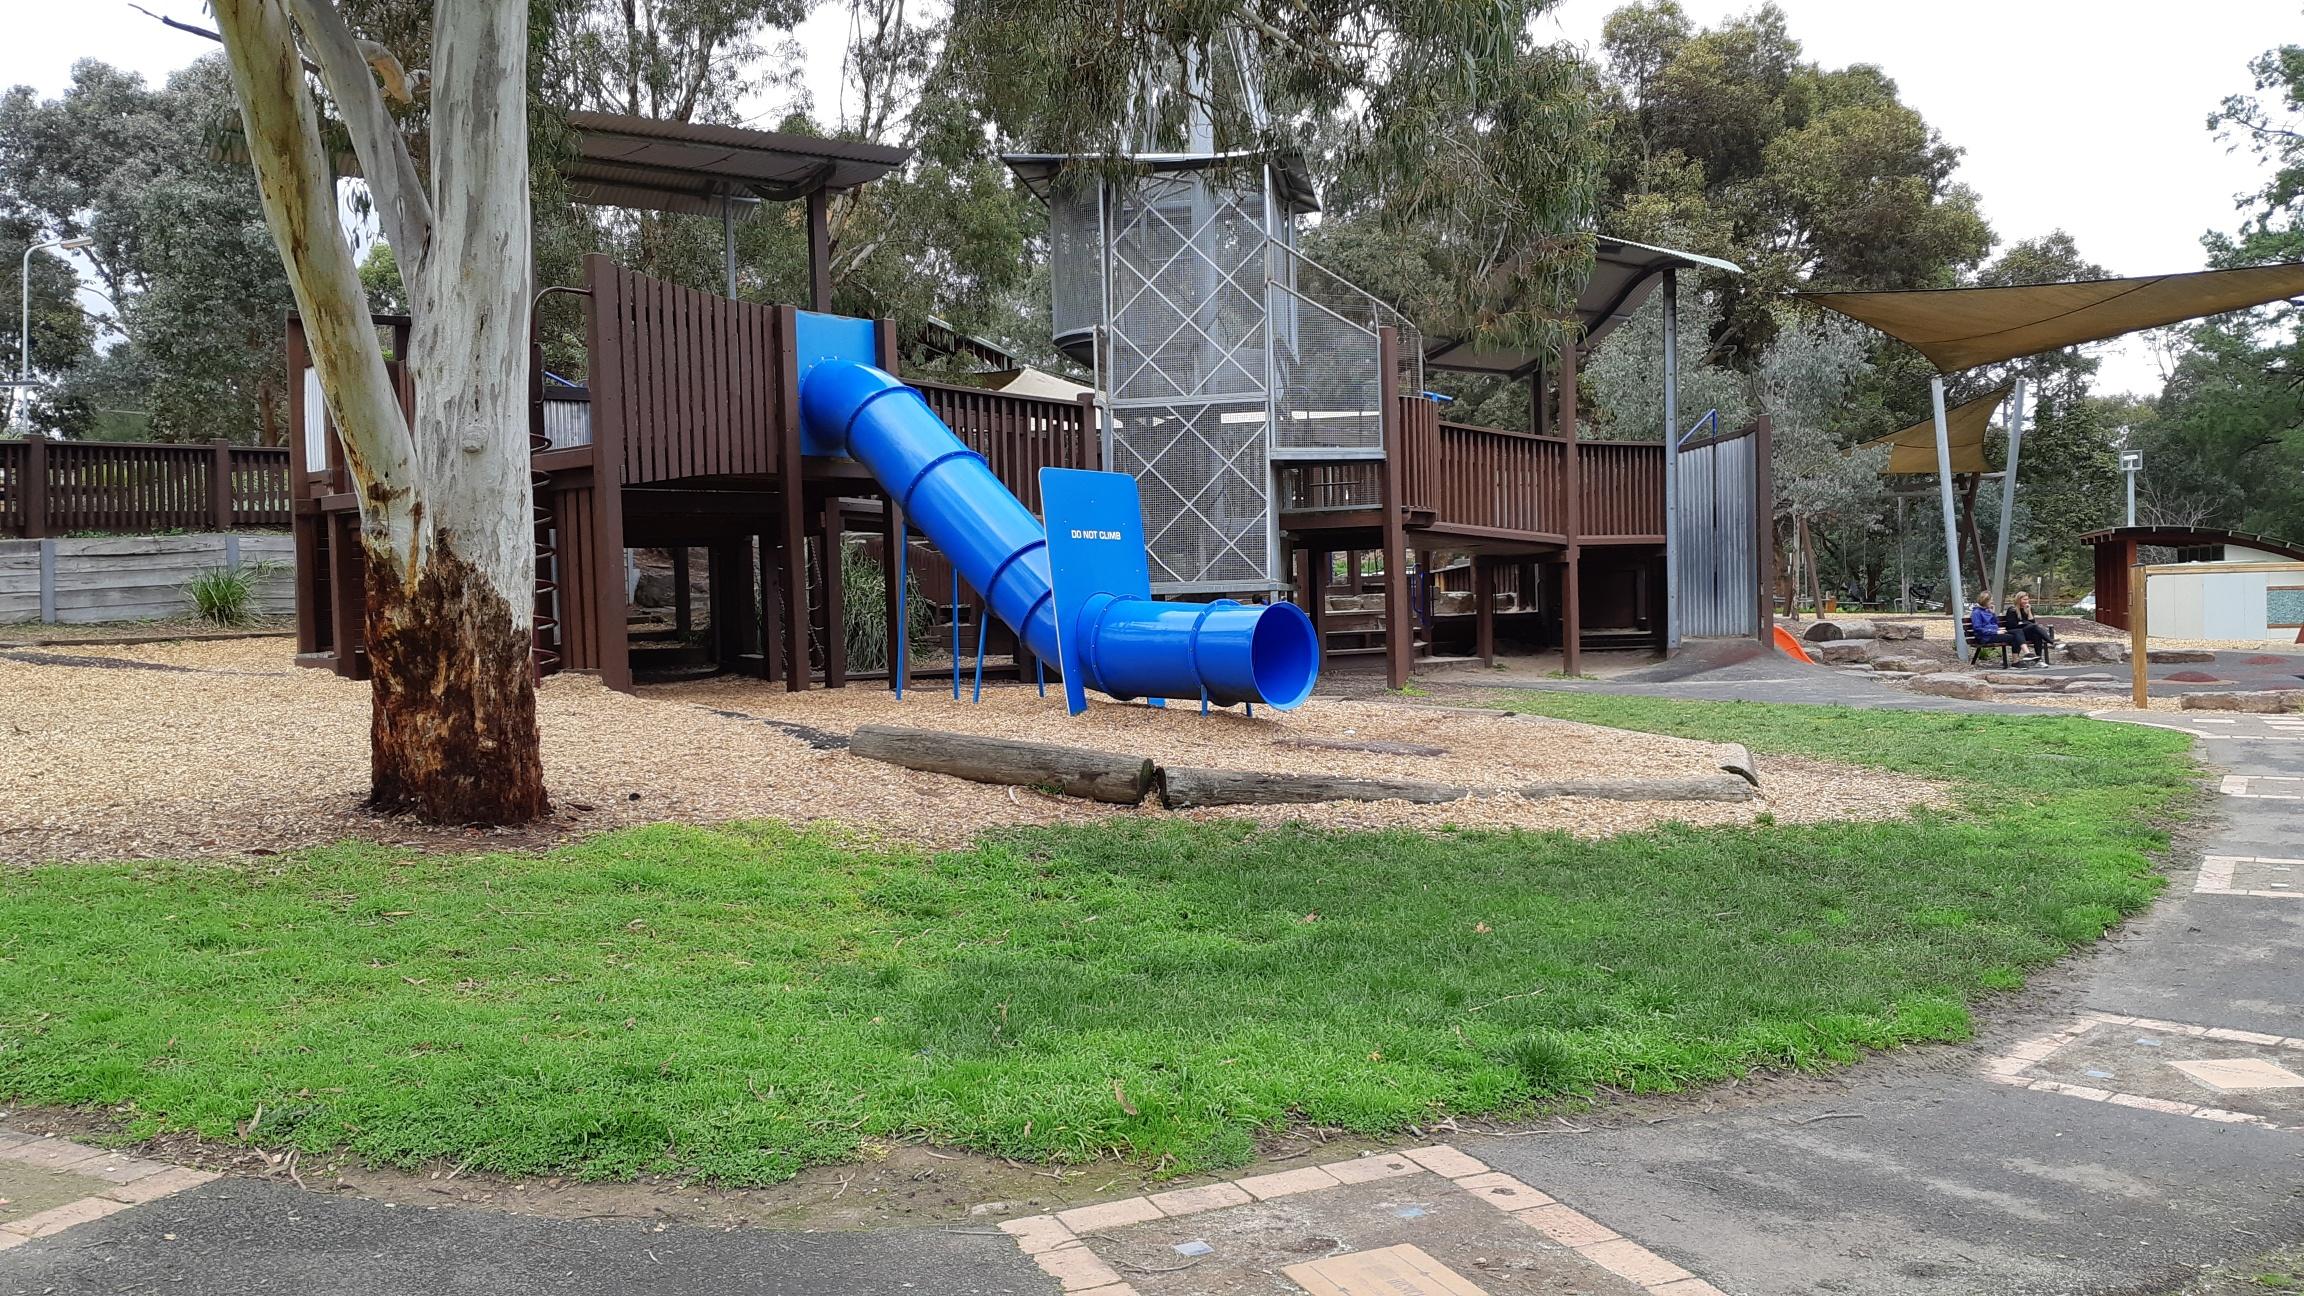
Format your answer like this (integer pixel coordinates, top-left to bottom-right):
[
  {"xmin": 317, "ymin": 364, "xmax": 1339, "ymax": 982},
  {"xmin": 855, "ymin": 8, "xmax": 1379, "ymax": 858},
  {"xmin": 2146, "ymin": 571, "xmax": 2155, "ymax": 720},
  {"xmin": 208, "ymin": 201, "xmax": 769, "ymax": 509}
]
[
  {"xmin": 2178, "ymin": 690, "xmax": 2304, "ymax": 713},
  {"xmin": 2060, "ymin": 640, "xmax": 2127, "ymax": 664},
  {"xmin": 1812, "ymin": 639, "xmax": 1875, "ymax": 665},
  {"xmin": 1876, "ymin": 622, "xmax": 1925, "ymax": 641},
  {"xmin": 2146, "ymin": 648, "xmax": 2217, "ymax": 664},
  {"xmin": 1907, "ymin": 675, "xmax": 1996, "ymax": 701},
  {"xmin": 1803, "ymin": 619, "xmax": 1878, "ymax": 642}
]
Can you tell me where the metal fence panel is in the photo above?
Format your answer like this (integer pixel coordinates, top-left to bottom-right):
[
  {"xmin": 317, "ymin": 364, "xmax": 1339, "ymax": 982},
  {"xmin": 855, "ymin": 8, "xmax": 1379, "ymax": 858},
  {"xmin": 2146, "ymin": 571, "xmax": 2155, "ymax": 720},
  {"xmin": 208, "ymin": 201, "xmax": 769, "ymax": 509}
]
[{"xmin": 1675, "ymin": 428, "xmax": 1759, "ymax": 637}]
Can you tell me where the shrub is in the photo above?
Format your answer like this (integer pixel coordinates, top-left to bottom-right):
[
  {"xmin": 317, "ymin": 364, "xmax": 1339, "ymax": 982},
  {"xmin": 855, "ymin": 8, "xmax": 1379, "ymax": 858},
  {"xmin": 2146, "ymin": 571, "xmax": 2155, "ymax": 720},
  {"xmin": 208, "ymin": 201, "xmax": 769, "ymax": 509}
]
[
  {"xmin": 840, "ymin": 540, "xmax": 941, "ymax": 673},
  {"xmin": 183, "ymin": 562, "xmax": 271, "ymax": 626}
]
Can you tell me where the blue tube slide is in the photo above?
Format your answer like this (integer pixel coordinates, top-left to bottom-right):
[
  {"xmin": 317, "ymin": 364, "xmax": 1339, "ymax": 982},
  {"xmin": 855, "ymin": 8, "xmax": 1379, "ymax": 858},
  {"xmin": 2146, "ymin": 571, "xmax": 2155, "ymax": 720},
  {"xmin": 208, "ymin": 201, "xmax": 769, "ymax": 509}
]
[{"xmin": 799, "ymin": 359, "xmax": 1318, "ymax": 709}]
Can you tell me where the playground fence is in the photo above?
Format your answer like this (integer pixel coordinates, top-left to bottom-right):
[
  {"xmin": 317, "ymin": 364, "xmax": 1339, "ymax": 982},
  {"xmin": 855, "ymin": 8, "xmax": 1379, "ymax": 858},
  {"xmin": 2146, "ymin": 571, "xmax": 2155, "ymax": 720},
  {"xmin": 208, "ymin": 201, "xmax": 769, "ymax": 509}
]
[{"xmin": 0, "ymin": 436, "xmax": 293, "ymax": 538}]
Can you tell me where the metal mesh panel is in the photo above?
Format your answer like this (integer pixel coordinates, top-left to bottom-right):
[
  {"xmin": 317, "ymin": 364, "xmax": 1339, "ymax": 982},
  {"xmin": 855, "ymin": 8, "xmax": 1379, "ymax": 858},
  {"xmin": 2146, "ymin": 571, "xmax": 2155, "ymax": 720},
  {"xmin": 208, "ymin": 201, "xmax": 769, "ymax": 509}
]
[
  {"xmin": 1106, "ymin": 171, "xmax": 1274, "ymax": 589},
  {"xmin": 1270, "ymin": 283, "xmax": 1381, "ymax": 454},
  {"xmin": 1109, "ymin": 174, "xmax": 1269, "ymax": 402},
  {"xmin": 1048, "ymin": 181, "xmax": 1103, "ymax": 353},
  {"xmin": 1110, "ymin": 400, "xmax": 1272, "ymax": 586},
  {"xmin": 1268, "ymin": 243, "xmax": 1424, "ymax": 401}
]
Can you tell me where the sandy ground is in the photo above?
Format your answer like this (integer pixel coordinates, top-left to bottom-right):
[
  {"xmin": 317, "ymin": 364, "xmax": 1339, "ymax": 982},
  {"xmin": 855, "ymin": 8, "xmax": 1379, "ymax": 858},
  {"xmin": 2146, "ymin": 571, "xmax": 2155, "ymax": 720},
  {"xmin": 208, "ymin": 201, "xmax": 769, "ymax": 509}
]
[{"xmin": 0, "ymin": 637, "xmax": 1946, "ymax": 864}]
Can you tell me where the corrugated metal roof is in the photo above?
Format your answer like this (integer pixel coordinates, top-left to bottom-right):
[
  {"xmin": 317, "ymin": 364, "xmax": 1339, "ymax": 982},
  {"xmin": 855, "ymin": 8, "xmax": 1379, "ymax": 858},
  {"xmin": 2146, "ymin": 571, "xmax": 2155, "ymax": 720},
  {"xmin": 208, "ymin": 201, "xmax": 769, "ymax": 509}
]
[{"xmin": 563, "ymin": 112, "xmax": 910, "ymax": 214}]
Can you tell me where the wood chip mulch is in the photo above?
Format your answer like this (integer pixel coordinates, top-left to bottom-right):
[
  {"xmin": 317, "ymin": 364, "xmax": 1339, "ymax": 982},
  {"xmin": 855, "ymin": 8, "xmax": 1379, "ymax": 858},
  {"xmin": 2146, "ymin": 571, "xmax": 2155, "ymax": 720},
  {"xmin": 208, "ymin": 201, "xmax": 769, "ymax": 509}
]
[{"xmin": 1, "ymin": 638, "xmax": 1947, "ymax": 865}]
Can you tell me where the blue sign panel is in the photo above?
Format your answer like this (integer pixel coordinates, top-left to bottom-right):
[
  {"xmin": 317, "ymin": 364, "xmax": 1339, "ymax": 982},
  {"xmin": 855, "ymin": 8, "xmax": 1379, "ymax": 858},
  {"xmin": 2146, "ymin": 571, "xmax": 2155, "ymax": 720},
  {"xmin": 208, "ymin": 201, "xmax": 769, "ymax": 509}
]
[{"xmin": 1041, "ymin": 468, "xmax": 1153, "ymax": 715}]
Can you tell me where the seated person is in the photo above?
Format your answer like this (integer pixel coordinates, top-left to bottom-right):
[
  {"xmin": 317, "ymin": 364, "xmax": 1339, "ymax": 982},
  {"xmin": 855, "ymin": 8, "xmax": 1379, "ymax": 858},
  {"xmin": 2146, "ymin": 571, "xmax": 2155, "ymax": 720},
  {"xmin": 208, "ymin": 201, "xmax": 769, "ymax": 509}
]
[
  {"xmin": 2002, "ymin": 592, "xmax": 2055, "ymax": 659},
  {"xmin": 1967, "ymin": 592, "xmax": 2030, "ymax": 661}
]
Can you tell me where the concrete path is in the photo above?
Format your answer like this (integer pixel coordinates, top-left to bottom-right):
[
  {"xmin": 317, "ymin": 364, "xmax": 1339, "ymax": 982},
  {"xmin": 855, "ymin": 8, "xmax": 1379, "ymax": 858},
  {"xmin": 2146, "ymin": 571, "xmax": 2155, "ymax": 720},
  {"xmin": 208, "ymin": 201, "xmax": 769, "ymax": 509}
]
[
  {"xmin": 1458, "ymin": 703, "xmax": 2304, "ymax": 1296},
  {"xmin": 4, "ymin": 674, "xmax": 2297, "ymax": 1295},
  {"xmin": 0, "ymin": 1171, "xmax": 1052, "ymax": 1295}
]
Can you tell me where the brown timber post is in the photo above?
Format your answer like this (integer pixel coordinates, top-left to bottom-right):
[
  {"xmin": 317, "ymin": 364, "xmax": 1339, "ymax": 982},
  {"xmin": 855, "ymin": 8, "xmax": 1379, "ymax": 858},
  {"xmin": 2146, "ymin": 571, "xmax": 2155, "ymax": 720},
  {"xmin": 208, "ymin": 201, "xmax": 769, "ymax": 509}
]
[
  {"xmin": 582, "ymin": 256, "xmax": 633, "ymax": 691},
  {"xmin": 775, "ymin": 304, "xmax": 810, "ymax": 691},
  {"xmin": 327, "ymin": 513, "xmax": 364, "ymax": 677},
  {"xmin": 1378, "ymin": 326, "xmax": 1411, "ymax": 690},
  {"xmin": 286, "ymin": 321, "xmax": 321, "ymax": 656},
  {"xmin": 1559, "ymin": 343, "xmax": 1582, "ymax": 677},
  {"xmin": 819, "ymin": 495, "xmax": 848, "ymax": 687},
  {"xmin": 1298, "ymin": 546, "xmax": 1327, "ymax": 651},
  {"xmin": 1753, "ymin": 415, "xmax": 1775, "ymax": 644},
  {"xmin": 2129, "ymin": 563, "xmax": 2149, "ymax": 709},
  {"xmin": 1076, "ymin": 391, "xmax": 1101, "ymax": 470},
  {"xmin": 21, "ymin": 434, "xmax": 49, "ymax": 539},
  {"xmin": 209, "ymin": 439, "xmax": 236, "ymax": 531},
  {"xmin": 806, "ymin": 191, "xmax": 833, "ymax": 312},
  {"xmin": 1474, "ymin": 556, "xmax": 1497, "ymax": 666},
  {"xmin": 758, "ymin": 538, "xmax": 784, "ymax": 681}
]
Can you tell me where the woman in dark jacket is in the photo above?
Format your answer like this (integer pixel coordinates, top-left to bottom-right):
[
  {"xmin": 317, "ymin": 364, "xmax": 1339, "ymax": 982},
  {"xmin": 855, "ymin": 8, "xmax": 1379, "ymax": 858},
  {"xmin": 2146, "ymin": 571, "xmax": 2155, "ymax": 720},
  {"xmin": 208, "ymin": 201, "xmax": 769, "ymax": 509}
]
[{"xmin": 2003, "ymin": 592, "xmax": 2055, "ymax": 660}]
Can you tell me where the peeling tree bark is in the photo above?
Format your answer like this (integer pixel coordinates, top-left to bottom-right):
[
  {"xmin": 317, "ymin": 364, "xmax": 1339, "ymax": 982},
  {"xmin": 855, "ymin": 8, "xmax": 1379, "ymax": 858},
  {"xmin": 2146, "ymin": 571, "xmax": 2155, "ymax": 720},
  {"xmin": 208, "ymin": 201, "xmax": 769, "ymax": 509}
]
[{"xmin": 216, "ymin": 0, "xmax": 547, "ymax": 825}]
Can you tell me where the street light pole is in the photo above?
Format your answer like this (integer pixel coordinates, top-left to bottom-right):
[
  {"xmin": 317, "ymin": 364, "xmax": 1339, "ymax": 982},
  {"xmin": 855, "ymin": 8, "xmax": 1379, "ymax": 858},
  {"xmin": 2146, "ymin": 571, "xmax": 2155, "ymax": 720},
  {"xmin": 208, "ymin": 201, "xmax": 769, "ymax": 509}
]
[
  {"xmin": 2120, "ymin": 450, "xmax": 2143, "ymax": 528},
  {"xmin": 14, "ymin": 235, "xmax": 95, "ymax": 432}
]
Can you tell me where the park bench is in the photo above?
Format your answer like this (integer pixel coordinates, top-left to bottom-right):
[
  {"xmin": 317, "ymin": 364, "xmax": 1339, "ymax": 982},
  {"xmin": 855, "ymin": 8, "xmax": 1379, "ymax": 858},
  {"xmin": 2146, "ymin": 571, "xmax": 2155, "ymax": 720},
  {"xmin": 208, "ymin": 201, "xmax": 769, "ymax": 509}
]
[{"xmin": 1965, "ymin": 624, "xmax": 2053, "ymax": 669}]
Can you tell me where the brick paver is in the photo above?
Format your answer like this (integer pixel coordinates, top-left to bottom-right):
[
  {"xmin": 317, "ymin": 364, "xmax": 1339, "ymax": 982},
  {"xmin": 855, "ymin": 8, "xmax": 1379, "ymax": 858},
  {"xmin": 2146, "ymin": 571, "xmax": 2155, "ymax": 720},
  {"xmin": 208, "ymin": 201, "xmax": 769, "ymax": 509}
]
[
  {"xmin": 1400, "ymin": 1145, "xmax": 1489, "ymax": 1179},
  {"xmin": 1235, "ymin": 1163, "xmax": 1341, "ymax": 1199},
  {"xmin": 1320, "ymin": 1153, "xmax": 1423, "ymax": 1185},
  {"xmin": 1055, "ymin": 1196, "xmax": 1163, "ymax": 1234},
  {"xmin": 1145, "ymin": 1181, "xmax": 1252, "ymax": 1216}
]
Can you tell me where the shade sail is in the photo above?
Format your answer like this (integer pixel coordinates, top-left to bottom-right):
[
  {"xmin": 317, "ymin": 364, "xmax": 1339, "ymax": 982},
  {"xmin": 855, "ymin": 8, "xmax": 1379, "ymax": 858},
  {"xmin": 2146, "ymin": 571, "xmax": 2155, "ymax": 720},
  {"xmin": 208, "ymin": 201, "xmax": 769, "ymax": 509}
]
[
  {"xmin": 1425, "ymin": 236, "xmax": 1744, "ymax": 378},
  {"xmin": 1800, "ymin": 263, "xmax": 2304, "ymax": 373},
  {"xmin": 1855, "ymin": 385, "xmax": 2011, "ymax": 475}
]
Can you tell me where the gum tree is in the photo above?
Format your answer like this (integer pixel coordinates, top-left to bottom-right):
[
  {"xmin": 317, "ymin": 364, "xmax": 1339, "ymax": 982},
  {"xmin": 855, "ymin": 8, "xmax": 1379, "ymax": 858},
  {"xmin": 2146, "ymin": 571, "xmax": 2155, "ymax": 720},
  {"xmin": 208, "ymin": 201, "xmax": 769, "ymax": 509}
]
[{"xmin": 213, "ymin": 0, "xmax": 547, "ymax": 824}]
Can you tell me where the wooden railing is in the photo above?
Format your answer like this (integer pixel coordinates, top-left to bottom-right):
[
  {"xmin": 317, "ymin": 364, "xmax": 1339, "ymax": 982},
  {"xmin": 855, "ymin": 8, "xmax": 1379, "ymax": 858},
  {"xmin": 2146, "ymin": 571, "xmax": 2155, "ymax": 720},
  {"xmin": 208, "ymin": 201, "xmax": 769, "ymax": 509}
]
[
  {"xmin": 1280, "ymin": 396, "xmax": 1665, "ymax": 544},
  {"xmin": 1424, "ymin": 420, "xmax": 1567, "ymax": 537},
  {"xmin": 915, "ymin": 380, "xmax": 1099, "ymax": 513},
  {"xmin": 1576, "ymin": 440, "xmax": 1665, "ymax": 539},
  {"xmin": 0, "ymin": 436, "xmax": 292, "ymax": 538},
  {"xmin": 585, "ymin": 256, "xmax": 789, "ymax": 486}
]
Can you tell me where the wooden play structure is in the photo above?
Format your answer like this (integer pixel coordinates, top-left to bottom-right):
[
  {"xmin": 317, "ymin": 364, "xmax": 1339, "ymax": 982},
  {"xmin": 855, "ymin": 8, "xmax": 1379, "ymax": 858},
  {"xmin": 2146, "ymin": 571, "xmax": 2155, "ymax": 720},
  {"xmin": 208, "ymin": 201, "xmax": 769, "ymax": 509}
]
[{"xmin": 287, "ymin": 116, "xmax": 1743, "ymax": 693}]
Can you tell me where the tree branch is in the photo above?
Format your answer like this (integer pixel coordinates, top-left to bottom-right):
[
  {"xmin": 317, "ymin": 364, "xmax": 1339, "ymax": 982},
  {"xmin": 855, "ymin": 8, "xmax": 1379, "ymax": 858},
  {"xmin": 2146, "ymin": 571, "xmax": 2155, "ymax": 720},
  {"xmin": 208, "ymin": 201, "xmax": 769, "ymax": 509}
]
[
  {"xmin": 287, "ymin": 0, "xmax": 433, "ymax": 278},
  {"xmin": 212, "ymin": 0, "xmax": 417, "ymax": 559}
]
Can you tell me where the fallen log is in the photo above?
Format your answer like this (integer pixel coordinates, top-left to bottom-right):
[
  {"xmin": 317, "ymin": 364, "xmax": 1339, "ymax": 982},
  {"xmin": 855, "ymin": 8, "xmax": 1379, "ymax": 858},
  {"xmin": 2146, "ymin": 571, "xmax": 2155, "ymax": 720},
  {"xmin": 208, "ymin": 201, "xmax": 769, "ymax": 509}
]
[
  {"xmin": 1159, "ymin": 767, "xmax": 1474, "ymax": 809},
  {"xmin": 848, "ymin": 725, "xmax": 1157, "ymax": 805}
]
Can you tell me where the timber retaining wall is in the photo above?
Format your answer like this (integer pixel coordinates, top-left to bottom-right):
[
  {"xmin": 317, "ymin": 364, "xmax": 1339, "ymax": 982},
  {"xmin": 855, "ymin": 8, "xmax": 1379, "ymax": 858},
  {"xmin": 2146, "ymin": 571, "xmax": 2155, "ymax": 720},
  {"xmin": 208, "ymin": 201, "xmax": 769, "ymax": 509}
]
[{"xmin": 0, "ymin": 533, "xmax": 294, "ymax": 625}]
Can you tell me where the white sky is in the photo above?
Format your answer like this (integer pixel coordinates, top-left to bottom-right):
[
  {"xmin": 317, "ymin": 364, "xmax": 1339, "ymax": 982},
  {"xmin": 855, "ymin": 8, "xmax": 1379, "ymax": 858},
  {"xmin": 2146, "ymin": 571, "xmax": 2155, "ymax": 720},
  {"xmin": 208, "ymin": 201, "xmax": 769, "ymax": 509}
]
[{"xmin": 7, "ymin": 1, "xmax": 2294, "ymax": 395}]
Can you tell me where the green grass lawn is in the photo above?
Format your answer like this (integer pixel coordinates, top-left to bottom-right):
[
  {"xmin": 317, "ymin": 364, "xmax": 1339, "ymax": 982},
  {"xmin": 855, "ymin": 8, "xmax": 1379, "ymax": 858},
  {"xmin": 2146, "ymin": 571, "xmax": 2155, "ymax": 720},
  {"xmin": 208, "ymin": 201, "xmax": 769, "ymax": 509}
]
[{"xmin": 0, "ymin": 699, "xmax": 2195, "ymax": 1185}]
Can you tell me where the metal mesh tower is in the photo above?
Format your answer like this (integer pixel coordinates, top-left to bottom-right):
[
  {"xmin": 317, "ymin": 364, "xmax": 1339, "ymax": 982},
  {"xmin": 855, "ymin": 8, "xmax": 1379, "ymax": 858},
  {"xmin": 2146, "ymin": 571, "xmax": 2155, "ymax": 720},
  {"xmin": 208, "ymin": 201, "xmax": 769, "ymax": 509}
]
[{"xmin": 1009, "ymin": 40, "xmax": 1418, "ymax": 593}]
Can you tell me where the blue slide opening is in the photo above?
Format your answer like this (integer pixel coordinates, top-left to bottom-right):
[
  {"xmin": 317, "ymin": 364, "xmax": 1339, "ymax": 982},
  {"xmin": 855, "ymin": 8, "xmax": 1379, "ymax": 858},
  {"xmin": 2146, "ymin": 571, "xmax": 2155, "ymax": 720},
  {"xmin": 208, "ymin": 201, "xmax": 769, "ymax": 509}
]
[
  {"xmin": 1249, "ymin": 603, "xmax": 1321, "ymax": 709},
  {"xmin": 793, "ymin": 321, "xmax": 1318, "ymax": 712}
]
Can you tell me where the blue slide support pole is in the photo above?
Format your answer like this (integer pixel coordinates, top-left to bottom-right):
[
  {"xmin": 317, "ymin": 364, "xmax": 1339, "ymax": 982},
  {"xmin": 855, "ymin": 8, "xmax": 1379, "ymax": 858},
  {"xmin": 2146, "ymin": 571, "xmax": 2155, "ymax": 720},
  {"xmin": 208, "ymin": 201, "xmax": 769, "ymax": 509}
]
[
  {"xmin": 894, "ymin": 522, "xmax": 907, "ymax": 699},
  {"xmin": 972, "ymin": 610, "xmax": 989, "ymax": 704},
  {"xmin": 799, "ymin": 355, "xmax": 1318, "ymax": 710}
]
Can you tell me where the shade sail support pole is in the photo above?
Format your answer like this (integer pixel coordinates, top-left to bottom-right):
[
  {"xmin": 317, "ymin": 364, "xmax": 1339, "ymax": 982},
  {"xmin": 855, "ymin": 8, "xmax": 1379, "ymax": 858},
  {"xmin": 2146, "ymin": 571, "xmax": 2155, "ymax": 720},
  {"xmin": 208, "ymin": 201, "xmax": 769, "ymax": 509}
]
[
  {"xmin": 1661, "ymin": 269, "xmax": 1681, "ymax": 653},
  {"xmin": 1931, "ymin": 376, "xmax": 1968, "ymax": 662},
  {"xmin": 1990, "ymin": 377, "xmax": 2026, "ymax": 604}
]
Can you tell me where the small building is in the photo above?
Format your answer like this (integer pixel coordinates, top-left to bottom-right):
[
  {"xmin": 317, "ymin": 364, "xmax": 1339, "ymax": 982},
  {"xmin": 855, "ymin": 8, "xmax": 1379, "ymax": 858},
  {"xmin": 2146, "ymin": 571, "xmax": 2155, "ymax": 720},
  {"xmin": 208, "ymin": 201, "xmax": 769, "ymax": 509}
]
[{"xmin": 2082, "ymin": 526, "xmax": 2304, "ymax": 638}]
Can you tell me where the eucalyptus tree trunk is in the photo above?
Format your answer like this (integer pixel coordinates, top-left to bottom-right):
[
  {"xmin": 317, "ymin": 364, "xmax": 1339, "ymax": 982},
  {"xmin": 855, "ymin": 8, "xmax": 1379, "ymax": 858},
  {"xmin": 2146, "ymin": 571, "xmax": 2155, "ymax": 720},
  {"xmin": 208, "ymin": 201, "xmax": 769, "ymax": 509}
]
[{"xmin": 215, "ymin": 0, "xmax": 547, "ymax": 825}]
